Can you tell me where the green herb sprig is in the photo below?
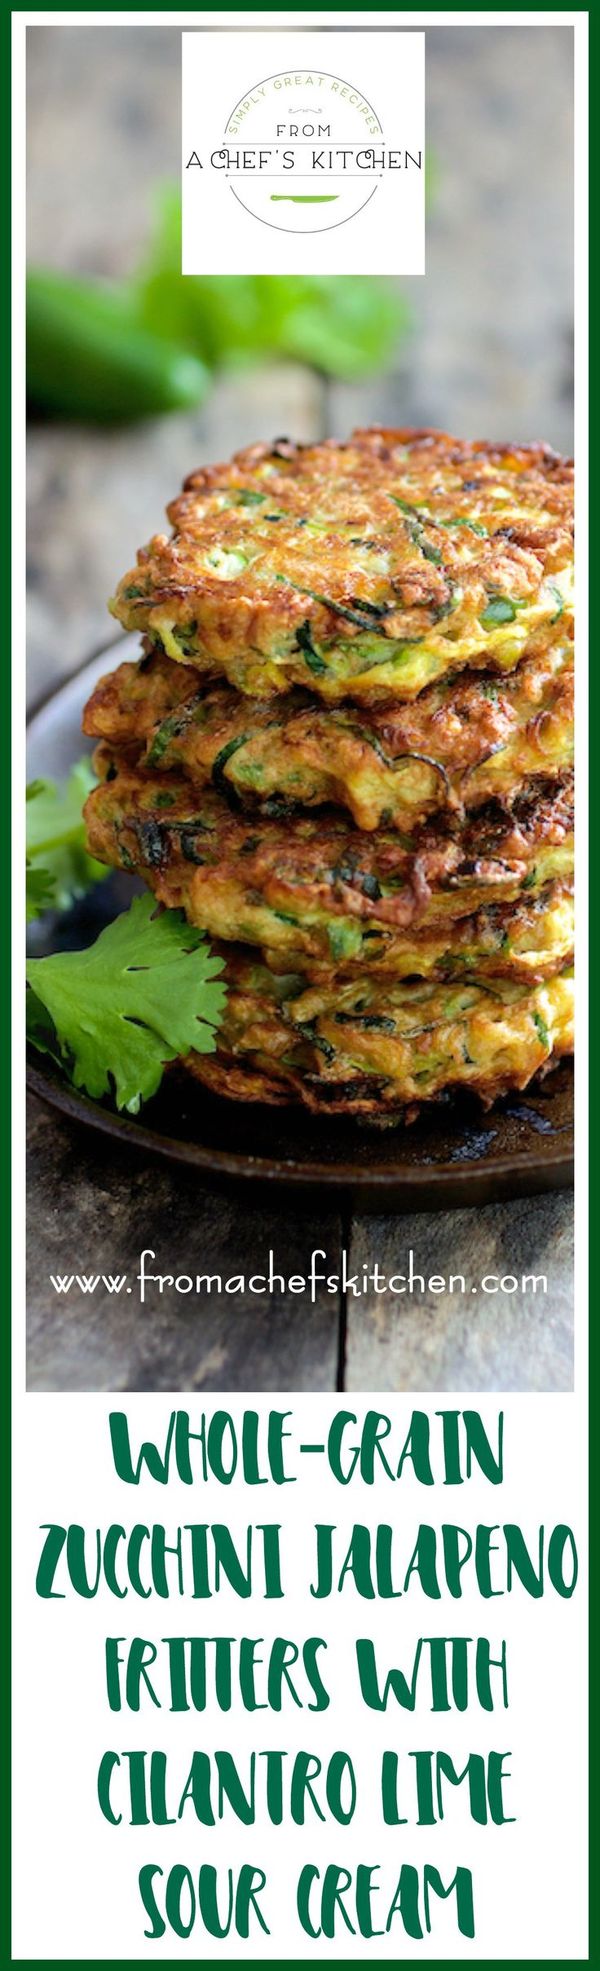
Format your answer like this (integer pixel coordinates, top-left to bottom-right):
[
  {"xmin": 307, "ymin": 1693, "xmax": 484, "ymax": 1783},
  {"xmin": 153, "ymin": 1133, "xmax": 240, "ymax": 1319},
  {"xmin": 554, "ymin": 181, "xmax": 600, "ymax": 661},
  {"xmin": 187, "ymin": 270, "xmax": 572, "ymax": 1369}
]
[
  {"xmin": 26, "ymin": 760, "xmax": 106, "ymax": 922},
  {"xmin": 27, "ymin": 893, "xmax": 227, "ymax": 1113}
]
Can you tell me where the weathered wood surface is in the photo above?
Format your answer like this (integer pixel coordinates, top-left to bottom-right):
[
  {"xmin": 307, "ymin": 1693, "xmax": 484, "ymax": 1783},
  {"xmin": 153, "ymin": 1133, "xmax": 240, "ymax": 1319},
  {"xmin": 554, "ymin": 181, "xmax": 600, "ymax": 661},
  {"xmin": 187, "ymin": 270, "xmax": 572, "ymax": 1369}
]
[
  {"xmin": 27, "ymin": 1101, "xmax": 343, "ymax": 1393},
  {"xmin": 27, "ymin": 1090, "xmax": 573, "ymax": 1393},
  {"xmin": 26, "ymin": 22, "xmax": 574, "ymax": 1392},
  {"xmin": 344, "ymin": 1200, "xmax": 574, "ymax": 1394}
]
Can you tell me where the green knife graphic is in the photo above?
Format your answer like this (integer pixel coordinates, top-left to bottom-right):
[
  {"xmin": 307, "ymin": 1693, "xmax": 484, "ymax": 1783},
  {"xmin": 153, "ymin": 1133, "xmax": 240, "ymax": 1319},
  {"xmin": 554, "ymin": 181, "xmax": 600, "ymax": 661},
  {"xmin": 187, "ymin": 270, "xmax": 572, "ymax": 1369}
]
[{"xmin": 270, "ymin": 194, "xmax": 339, "ymax": 203}]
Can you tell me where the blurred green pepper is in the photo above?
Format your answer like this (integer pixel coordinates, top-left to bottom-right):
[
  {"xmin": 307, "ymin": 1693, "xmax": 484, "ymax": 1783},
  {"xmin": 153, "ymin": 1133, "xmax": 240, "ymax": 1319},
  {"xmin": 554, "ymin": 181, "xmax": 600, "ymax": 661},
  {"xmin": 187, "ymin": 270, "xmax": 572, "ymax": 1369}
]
[
  {"xmin": 27, "ymin": 269, "xmax": 210, "ymax": 421},
  {"xmin": 132, "ymin": 188, "xmax": 409, "ymax": 379},
  {"xmin": 26, "ymin": 184, "xmax": 418, "ymax": 422}
]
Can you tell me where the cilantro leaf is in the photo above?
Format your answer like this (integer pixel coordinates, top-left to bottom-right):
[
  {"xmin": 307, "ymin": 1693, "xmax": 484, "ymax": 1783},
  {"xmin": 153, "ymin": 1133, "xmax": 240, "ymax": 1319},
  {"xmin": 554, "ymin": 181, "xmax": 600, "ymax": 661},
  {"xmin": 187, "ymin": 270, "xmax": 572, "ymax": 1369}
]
[
  {"xmin": 26, "ymin": 893, "xmax": 227, "ymax": 1113},
  {"xmin": 26, "ymin": 759, "xmax": 107, "ymax": 919},
  {"xmin": 26, "ymin": 863, "xmax": 57, "ymax": 924},
  {"xmin": 25, "ymin": 986, "xmax": 65, "ymax": 1062}
]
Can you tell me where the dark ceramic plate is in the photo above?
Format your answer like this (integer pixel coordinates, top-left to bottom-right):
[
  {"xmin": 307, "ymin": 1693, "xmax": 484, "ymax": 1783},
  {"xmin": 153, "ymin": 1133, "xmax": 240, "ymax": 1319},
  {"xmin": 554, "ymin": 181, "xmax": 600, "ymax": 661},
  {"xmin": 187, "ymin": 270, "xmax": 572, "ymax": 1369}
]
[{"xmin": 26, "ymin": 643, "xmax": 574, "ymax": 1212}]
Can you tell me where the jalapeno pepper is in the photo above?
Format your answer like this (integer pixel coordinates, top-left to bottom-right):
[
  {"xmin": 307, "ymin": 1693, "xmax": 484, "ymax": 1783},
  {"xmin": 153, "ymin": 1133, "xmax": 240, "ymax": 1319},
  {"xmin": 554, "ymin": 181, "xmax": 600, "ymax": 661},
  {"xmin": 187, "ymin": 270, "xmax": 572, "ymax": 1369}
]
[{"xmin": 27, "ymin": 270, "xmax": 210, "ymax": 421}]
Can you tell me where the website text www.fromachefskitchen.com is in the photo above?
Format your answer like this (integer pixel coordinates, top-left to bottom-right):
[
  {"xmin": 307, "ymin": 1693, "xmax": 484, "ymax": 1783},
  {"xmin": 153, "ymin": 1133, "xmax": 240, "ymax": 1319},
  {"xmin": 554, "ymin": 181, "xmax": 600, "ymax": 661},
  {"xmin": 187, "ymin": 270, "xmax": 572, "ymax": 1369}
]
[{"xmin": 47, "ymin": 1249, "xmax": 548, "ymax": 1304}]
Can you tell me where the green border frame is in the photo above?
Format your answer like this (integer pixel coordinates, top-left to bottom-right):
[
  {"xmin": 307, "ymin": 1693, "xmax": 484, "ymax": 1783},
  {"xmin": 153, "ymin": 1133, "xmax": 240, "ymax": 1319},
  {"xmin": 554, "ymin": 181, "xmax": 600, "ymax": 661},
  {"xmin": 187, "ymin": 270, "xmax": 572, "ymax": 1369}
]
[{"xmin": 8, "ymin": 3, "xmax": 591, "ymax": 1966}]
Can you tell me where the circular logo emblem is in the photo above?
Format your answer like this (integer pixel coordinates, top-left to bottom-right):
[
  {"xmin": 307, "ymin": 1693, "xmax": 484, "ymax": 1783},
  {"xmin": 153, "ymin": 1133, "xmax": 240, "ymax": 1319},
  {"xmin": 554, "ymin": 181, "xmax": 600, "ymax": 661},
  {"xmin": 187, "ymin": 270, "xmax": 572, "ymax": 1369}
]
[{"xmin": 223, "ymin": 68, "xmax": 384, "ymax": 234}]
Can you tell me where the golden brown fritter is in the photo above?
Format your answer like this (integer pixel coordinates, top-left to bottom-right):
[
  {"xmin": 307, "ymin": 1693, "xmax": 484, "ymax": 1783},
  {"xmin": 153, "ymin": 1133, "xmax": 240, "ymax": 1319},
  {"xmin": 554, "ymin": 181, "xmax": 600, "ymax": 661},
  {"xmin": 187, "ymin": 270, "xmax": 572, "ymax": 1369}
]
[
  {"xmin": 262, "ymin": 886, "xmax": 573, "ymax": 987},
  {"xmin": 84, "ymin": 641, "xmax": 573, "ymax": 834},
  {"xmin": 184, "ymin": 954, "xmax": 574, "ymax": 1117},
  {"xmin": 109, "ymin": 429, "xmax": 573, "ymax": 705},
  {"xmin": 84, "ymin": 761, "xmax": 574, "ymax": 971}
]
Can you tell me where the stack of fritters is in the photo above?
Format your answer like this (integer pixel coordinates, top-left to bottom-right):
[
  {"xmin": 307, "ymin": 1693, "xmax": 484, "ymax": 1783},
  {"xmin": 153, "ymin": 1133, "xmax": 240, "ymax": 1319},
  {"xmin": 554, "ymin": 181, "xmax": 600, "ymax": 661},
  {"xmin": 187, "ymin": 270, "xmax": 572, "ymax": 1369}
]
[{"xmin": 83, "ymin": 428, "xmax": 574, "ymax": 1118}]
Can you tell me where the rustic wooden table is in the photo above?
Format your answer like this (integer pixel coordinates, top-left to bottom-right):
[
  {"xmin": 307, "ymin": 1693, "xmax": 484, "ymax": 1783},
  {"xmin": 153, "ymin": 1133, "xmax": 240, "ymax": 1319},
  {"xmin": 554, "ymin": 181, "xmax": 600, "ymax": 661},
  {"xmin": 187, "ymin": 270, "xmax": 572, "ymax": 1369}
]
[{"xmin": 26, "ymin": 23, "xmax": 574, "ymax": 1392}]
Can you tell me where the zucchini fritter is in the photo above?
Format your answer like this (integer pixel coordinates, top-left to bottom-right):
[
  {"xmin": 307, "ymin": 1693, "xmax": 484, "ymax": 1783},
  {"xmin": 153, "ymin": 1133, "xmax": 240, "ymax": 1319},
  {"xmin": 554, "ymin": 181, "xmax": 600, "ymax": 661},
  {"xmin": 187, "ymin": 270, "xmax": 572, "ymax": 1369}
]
[
  {"xmin": 262, "ymin": 886, "xmax": 573, "ymax": 986},
  {"xmin": 84, "ymin": 641, "xmax": 573, "ymax": 835},
  {"xmin": 84, "ymin": 764, "xmax": 574, "ymax": 972},
  {"xmin": 87, "ymin": 425, "xmax": 575, "ymax": 1122},
  {"xmin": 184, "ymin": 957, "xmax": 574, "ymax": 1117},
  {"xmin": 109, "ymin": 429, "xmax": 573, "ymax": 706}
]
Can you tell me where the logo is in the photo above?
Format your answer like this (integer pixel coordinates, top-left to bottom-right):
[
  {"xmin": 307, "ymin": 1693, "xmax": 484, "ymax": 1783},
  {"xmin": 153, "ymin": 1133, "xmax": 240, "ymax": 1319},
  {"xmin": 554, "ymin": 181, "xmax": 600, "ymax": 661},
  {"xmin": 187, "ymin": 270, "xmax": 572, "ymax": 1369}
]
[
  {"xmin": 182, "ymin": 32, "xmax": 425, "ymax": 277},
  {"xmin": 198, "ymin": 68, "xmax": 421, "ymax": 236}
]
